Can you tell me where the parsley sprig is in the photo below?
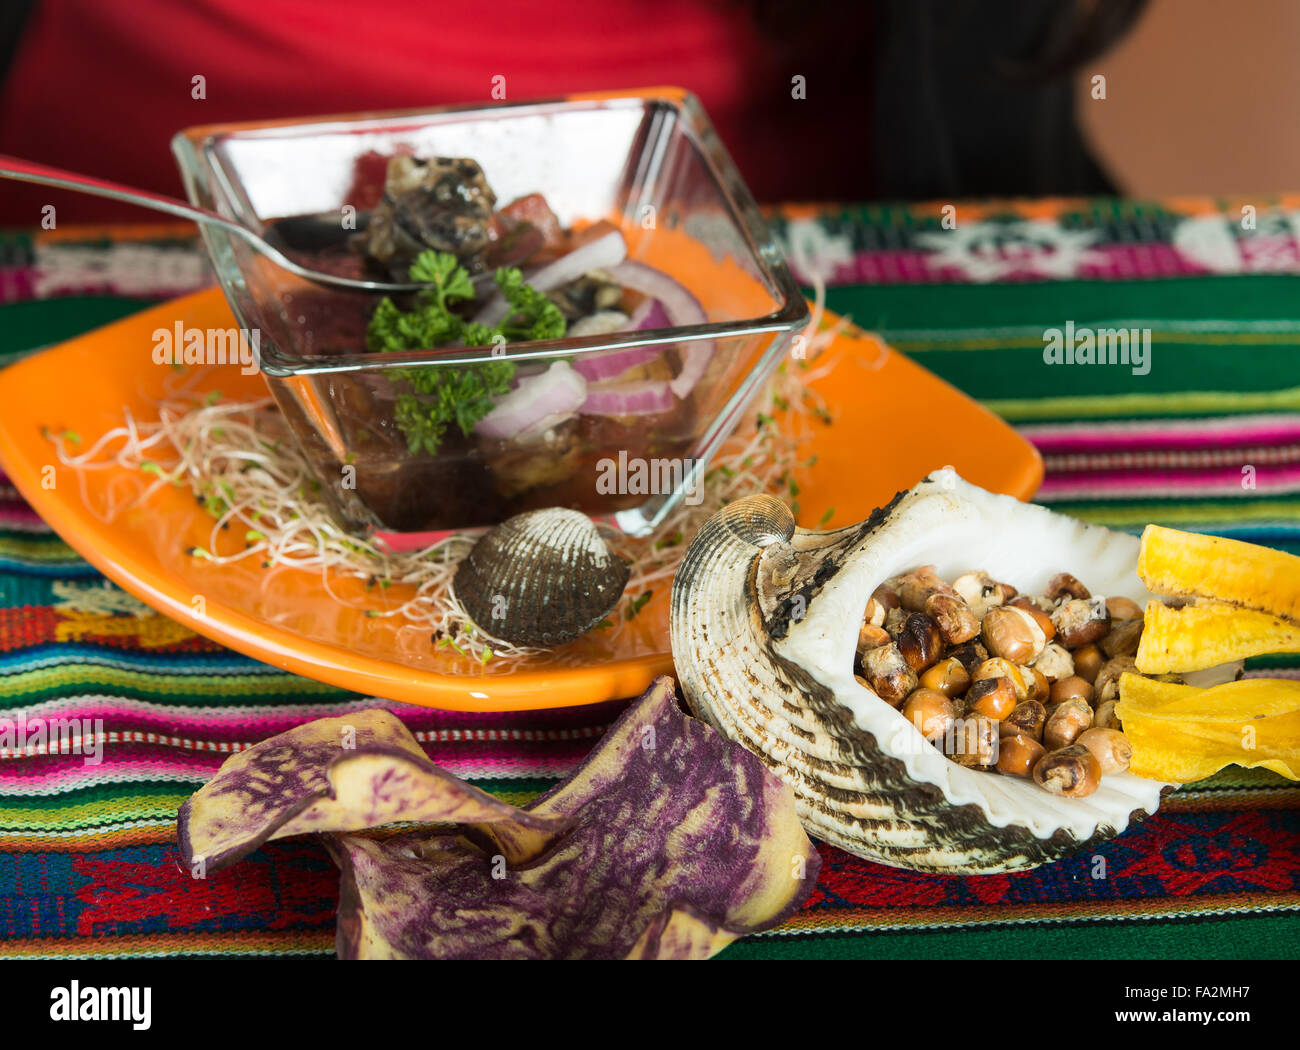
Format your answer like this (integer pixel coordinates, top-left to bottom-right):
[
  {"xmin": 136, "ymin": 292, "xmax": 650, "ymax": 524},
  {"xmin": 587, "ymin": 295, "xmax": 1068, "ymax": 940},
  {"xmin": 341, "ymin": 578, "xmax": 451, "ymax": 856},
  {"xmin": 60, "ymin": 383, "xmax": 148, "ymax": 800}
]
[{"xmin": 366, "ymin": 250, "xmax": 566, "ymax": 456}]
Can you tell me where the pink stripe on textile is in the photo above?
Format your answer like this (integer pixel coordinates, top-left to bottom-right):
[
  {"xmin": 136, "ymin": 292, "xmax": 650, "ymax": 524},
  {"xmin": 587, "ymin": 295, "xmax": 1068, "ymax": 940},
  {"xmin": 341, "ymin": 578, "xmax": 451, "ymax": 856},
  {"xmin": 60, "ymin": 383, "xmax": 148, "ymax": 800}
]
[
  {"xmin": 1020, "ymin": 417, "xmax": 1300, "ymax": 454},
  {"xmin": 0, "ymin": 712, "xmax": 616, "ymax": 786},
  {"xmin": 0, "ymin": 506, "xmax": 48, "ymax": 528},
  {"xmin": 5, "ymin": 700, "xmax": 616, "ymax": 741},
  {"xmin": 1037, "ymin": 464, "xmax": 1300, "ymax": 499},
  {"xmin": 0, "ymin": 747, "xmax": 218, "ymax": 786},
  {"xmin": 789, "ymin": 243, "xmax": 1219, "ymax": 287},
  {"xmin": 0, "ymin": 740, "xmax": 586, "ymax": 787},
  {"xmin": 0, "ymin": 267, "xmax": 36, "ymax": 303},
  {"xmin": 1043, "ymin": 446, "xmax": 1300, "ymax": 473},
  {"xmin": 790, "ymin": 242, "xmax": 1223, "ymax": 286},
  {"xmin": 1074, "ymin": 242, "xmax": 1213, "ymax": 280}
]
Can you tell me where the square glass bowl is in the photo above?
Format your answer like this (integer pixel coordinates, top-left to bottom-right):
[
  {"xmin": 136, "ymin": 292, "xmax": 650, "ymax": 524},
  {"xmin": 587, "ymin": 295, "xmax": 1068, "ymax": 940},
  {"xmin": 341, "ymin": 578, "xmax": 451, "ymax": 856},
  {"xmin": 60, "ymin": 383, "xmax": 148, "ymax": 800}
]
[{"xmin": 171, "ymin": 89, "xmax": 808, "ymax": 536}]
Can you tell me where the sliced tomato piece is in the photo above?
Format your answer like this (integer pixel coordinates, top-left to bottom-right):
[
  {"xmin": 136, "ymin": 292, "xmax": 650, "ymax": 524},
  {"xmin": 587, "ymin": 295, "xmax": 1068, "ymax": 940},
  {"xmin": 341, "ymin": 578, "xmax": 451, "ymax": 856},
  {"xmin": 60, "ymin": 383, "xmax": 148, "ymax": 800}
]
[
  {"xmin": 499, "ymin": 193, "xmax": 565, "ymax": 249},
  {"xmin": 484, "ymin": 214, "xmax": 546, "ymax": 269},
  {"xmin": 569, "ymin": 219, "xmax": 620, "ymax": 249},
  {"xmin": 345, "ymin": 149, "xmax": 411, "ymax": 211}
]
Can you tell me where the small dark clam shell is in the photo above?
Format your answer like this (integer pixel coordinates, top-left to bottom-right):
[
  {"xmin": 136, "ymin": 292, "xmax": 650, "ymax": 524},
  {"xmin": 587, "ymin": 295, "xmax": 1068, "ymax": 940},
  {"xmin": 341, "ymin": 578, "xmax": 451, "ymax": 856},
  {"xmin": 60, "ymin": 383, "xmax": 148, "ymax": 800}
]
[{"xmin": 454, "ymin": 508, "xmax": 630, "ymax": 647}]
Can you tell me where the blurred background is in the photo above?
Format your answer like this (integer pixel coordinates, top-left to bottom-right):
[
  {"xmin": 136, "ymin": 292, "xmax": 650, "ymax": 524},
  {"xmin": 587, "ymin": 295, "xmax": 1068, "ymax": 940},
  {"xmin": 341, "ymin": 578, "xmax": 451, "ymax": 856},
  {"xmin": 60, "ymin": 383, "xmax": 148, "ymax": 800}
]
[{"xmin": 0, "ymin": 0, "xmax": 1291, "ymax": 223}]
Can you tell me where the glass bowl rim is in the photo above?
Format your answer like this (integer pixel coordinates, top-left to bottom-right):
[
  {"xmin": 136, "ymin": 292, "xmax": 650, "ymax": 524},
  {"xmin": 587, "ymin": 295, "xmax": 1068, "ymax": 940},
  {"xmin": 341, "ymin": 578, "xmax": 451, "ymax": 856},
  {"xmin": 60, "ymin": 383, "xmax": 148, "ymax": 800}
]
[{"xmin": 171, "ymin": 87, "xmax": 810, "ymax": 378}]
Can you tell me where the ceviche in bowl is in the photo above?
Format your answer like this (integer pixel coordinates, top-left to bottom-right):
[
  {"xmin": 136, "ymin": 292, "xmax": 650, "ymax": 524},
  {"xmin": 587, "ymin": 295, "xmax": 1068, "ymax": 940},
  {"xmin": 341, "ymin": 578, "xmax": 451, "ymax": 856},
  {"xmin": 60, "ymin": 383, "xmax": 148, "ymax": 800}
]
[{"xmin": 172, "ymin": 90, "xmax": 808, "ymax": 535}]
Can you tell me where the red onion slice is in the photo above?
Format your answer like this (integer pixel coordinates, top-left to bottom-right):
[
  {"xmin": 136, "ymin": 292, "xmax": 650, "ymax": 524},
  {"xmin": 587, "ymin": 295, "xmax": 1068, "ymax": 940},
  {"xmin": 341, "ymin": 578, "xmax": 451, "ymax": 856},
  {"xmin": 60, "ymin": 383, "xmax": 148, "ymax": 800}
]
[
  {"xmin": 567, "ymin": 308, "xmax": 656, "ymax": 382},
  {"xmin": 472, "ymin": 228, "xmax": 628, "ymax": 328},
  {"xmin": 625, "ymin": 297, "xmax": 674, "ymax": 332},
  {"xmin": 581, "ymin": 380, "xmax": 675, "ymax": 417},
  {"xmin": 474, "ymin": 360, "xmax": 587, "ymax": 441},
  {"xmin": 569, "ymin": 299, "xmax": 672, "ymax": 381},
  {"xmin": 571, "ymin": 298, "xmax": 677, "ymax": 398},
  {"xmin": 572, "ymin": 346, "xmax": 661, "ymax": 383},
  {"xmin": 605, "ymin": 261, "xmax": 713, "ymax": 398}
]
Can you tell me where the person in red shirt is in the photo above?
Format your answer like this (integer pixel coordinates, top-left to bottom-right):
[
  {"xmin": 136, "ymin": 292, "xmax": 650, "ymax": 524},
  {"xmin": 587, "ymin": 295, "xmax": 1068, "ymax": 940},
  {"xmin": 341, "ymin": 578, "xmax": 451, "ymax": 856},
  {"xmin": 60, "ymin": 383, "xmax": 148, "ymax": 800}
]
[{"xmin": 0, "ymin": 0, "xmax": 1144, "ymax": 223}]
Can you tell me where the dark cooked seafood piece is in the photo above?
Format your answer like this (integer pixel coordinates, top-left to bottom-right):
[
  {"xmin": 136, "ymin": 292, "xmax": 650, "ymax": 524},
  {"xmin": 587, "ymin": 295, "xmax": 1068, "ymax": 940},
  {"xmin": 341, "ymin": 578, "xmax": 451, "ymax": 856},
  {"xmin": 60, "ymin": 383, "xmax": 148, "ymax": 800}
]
[
  {"xmin": 547, "ymin": 271, "xmax": 626, "ymax": 320},
  {"xmin": 360, "ymin": 155, "xmax": 497, "ymax": 275}
]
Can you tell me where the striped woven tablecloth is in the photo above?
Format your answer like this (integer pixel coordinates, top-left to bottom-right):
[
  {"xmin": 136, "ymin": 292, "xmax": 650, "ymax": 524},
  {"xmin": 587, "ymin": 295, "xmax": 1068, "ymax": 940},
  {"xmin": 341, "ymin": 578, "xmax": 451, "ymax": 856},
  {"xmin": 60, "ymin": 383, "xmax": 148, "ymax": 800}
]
[{"xmin": 1, "ymin": 199, "xmax": 1298, "ymax": 960}]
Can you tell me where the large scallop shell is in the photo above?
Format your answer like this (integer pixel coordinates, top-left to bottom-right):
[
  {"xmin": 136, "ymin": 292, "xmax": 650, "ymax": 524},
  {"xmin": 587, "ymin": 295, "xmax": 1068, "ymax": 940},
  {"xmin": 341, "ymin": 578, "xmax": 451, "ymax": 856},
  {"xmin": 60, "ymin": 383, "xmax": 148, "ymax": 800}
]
[
  {"xmin": 670, "ymin": 470, "xmax": 1235, "ymax": 875},
  {"xmin": 455, "ymin": 508, "xmax": 629, "ymax": 647}
]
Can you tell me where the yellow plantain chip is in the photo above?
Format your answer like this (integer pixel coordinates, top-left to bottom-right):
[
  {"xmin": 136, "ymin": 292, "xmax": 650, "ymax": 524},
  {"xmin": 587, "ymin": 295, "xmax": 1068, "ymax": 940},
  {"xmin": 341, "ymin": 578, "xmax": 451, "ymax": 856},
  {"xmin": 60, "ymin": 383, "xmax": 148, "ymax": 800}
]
[
  {"xmin": 1137, "ymin": 524, "xmax": 1300, "ymax": 621},
  {"xmin": 1137, "ymin": 599, "xmax": 1300, "ymax": 674},
  {"xmin": 1117, "ymin": 672, "xmax": 1300, "ymax": 783}
]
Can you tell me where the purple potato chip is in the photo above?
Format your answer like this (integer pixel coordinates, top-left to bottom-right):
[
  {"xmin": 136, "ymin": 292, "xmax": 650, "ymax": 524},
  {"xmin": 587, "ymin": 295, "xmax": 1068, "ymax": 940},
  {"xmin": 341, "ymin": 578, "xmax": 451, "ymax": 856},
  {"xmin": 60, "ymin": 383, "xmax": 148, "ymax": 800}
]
[
  {"xmin": 327, "ymin": 677, "xmax": 820, "ymax": 959},
  {"xmin": 178, "ymin": 710, "xmax": 567, "ymax": 874}
]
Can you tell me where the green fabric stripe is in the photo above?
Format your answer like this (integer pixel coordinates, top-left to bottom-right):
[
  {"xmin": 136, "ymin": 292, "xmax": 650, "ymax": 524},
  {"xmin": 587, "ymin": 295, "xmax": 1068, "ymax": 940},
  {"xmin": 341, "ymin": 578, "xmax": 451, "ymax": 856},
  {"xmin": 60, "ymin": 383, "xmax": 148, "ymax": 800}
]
[
  {"xmin": 983, "ymin": 386, "xmax": 1300, "ymax": 423},
  {"xmin": 0, "ymin": 666, "xmax": 350, "ymax": 706},
  {"xmin": 0, "ymin": 297, "xmax": 153, "ymax": 360},
  {"xmin": 1245, "ymin": 654, "xmax": 1300, "ymax": 670},
  {"xmin": 0, "ymin": 534, "xmax": 82, "ymax": 564},
  {"xmin": 827, "ymin": 275, "xmax": 1300, "ymax": 331},
  {"xmin": 1179, "ymin": 765, "xmax": 1300, "ymax": 789},
  {"xmin": 928, "ymin": 355, "xmax": 1300, "ymax": 407},
  {"xmin": 1046, "ymin": 501, "xmax": 1300, "ymax": 529},
  {"xmin": 0, "ymin": 777, "xmax": 558, "ymax": 832},
  {"xmin": 0, "ymin": 780, "xmax": 184, "ymax": 813},
  {"xmin": 824, "ymin": 277, "xmax": 1300, "ymax": 416},
  {"xmin": 724, "ymin": 913, "xmax": 1300, "ymax": 960},
  {"xmin": 0, "ymin": 795, "xmax": 187, "ymax": 831},
  {"xmin": 470, "ymin": 776, "xmax": 558, "ymax": 799}
]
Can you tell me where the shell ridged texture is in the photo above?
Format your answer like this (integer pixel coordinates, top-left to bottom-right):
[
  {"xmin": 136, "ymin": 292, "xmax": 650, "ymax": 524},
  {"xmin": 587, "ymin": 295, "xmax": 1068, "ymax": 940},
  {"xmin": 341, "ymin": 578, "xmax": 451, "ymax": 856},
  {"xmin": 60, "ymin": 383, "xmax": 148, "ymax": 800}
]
[
  {"xmin": 455, "ymin": 508, "xmax": 629, "ymax": 648},
  {"xmin": 670, "ymin": 471, "xmax": 1174, "ymax": 875}
]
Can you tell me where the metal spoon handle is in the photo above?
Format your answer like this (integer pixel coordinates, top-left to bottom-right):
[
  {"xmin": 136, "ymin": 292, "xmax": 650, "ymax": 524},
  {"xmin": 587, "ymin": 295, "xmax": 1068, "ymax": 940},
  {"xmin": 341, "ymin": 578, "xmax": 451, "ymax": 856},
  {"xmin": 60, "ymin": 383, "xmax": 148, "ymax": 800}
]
[{"xmin": 0, "ymin": 153, "xmax": 424, "ymax": 293}]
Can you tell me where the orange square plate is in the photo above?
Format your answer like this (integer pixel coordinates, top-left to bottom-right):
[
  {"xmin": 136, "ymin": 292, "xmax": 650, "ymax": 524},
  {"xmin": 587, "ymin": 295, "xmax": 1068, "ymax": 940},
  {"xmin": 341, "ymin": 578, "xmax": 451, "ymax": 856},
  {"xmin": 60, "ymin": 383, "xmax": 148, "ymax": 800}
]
[{"xmin": 0, "ymin": 289, "xmax": 1041, "ymax": 711}]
